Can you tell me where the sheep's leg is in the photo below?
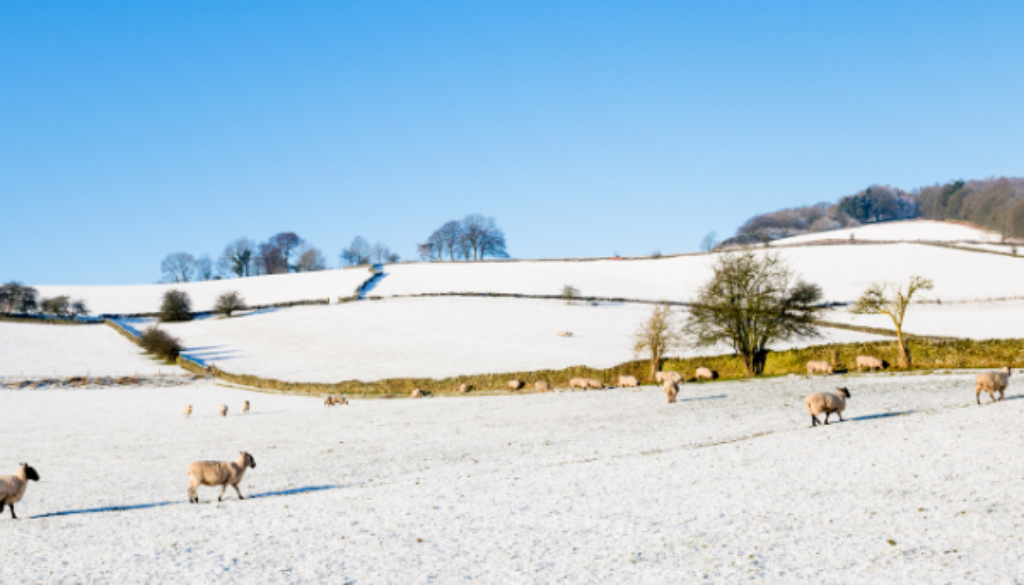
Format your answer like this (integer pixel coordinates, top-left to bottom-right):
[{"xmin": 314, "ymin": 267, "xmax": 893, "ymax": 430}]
[
  {"xmin": 823, "ymin": 412, "xmax": 831, "ymax": 425},
  {"xmin": 810, "ymin": 415, "xmax": 819, "ymax": 427},
  {"xmin": 8, "ymin": 504, "xmax": 15, "ymax": 519},
  {"xmin": 232, "ymin": 483, "xmax": 244, "ymax": 500},
  {"xmin": 837, "ymin": 412, "xmax": 844, "ymax": 422},
  {"xmin": 218, "ymin": 484, "xmax": 228, "ymax": 502},
  {"xmin": 976, "ymin": 391, "xmax": 982, "ymax": 406}
]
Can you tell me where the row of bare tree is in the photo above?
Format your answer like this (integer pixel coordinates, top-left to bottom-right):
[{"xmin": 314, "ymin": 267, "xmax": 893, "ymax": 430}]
[
  {"xmin": 418, "ymin": 214, "xmax": 508, "ymax": 261},
  {"xmin": 0, "ymin": 282, "xmax": 89, "ymax": 317},
  {"xmin": 161, "ymin": 232, "xmax": 332, "ymax": 283}
]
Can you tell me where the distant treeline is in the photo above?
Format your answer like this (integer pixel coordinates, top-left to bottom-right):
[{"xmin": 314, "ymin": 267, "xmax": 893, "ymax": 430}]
[{"xmin": 728, "ymin": 176, "xmax": 1024, "ymax": 244}]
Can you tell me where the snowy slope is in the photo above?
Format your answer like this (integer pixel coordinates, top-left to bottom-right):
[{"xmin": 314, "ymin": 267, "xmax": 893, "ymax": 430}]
[
  {"xmin": 146, "ymin": 298, "xmax": 889, "ymax": 382},
  {"xmin": 1, "ymin": 374, "xmax": 1022, "ymax": 582},
  {"xmin": 373, "ymin": 243, "xmax": 1022, "ymax": 304},
  {"xmin": 33, "ymin": 267, "xmax": 373, "ymax": 315},
  {"xmin": 823, "ymin": 301, "xmax": 1024, "ymax": 340},
  {"xmin": 776, "ymin": 219, "xmax": 1000, "ymax": 245},
  {"xmin": 0, "ymin": 322, "xmax": 183, "ymax": 379}
]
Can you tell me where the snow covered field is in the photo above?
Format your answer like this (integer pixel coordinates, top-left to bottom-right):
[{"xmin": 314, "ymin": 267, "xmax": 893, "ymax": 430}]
[
  {"xmin": 776, "ymin": 219, "xmax": 1001, "ymax": 245},
  {"xmin": 34, "ymin": 266, "xmax": 373, "ymax": 315},
  {"xmin": 1, "ymin": 374, "xmax": 1021, "ymax": 582},
  {"xmin": 146, "ymin": 298, "xmax": 889, "ymax": 382},
  {"xmin": 823, "ymin": 301, "xmax": 1024, "ymax": 340},
  {"xmin": 0, "ymin": 322, "xmax": 183, "ymax": 379}
]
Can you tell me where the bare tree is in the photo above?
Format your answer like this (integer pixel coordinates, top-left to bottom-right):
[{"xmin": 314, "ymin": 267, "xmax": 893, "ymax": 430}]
[
  {"xmin": 218, "ymin": 238, "xmax": 256, "ymax": 278},
  {"xmin": 417, "ymin": 241, "xmax": 437, "ymax": 261},
  {"xmin": 214, "ymin": 291, "xmax": 247, "ymax": 317},
  {"xmin": 161, "ymin": 252, "xmax": 196, "ymax": 283},
  {"xmin": 195, "ymin": 255, "xmax": 215, "ymax": 281},
  {"xmin": 851, "ymin": 275, "xmax": 934, "ymax": 369},
  {"xmin": 340, "ymin": 236, "xmax": 371, "ymax": 266},
  {"xmin": 561, "ymin": 284, "xmax": 580, "ymax": 304},
  {"xmin": 40, "ymin": 296, "xmax": 89, "ymax": 318},
  {"xmin": 257, "ymin": 241, "xmax": 288, "ymax": 274},
  {"xmin": 683, "ymin": 251, "xmax": 823, "ymax": 376},
  {"xmin": 435, "ymin": 221, "xmax": 463, "ymax": 261},
  {"xmin": 460, "ymin": 214, "xmax": 508, "ymax": 260},
  {"xmin": 700, "ymin": 232, "xmax": 718, "ymax": 252},
  {"xmin": 0, "ymin": 282, "xmax": 38, "ymax": 313},
  {"xmin": 270, "ymin": 232, "xmax": 305, "ymax": 271},
  {"xmin": 294, "ymin": 246, "xmax": 327, "ymax": 272},
  {"xmin": 633, "ymin": 303, "xmax": 683, "ymax": 380}
]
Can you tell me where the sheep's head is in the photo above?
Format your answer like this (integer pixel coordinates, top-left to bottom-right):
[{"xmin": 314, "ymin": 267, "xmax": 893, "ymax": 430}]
[
  {"xmin": 241, "ymin": 452, "xmax": 256, "ymax": 469},
  {"xmin": 20, "ymin": 463, "xmax": 40, "ymax": 482},
  {"xmin": 1003, "ymin": 366, "xmax": 1013, "ymax": 376},
  {"xmin": 836, "ymin": 387, "xmax": 851, "ymax": 399}
]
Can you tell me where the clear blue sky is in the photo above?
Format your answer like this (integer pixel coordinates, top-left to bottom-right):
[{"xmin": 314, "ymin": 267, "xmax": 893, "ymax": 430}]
[{"xmin": 3, "ymin": 1, "xmax": 1023, "ymax": 285}]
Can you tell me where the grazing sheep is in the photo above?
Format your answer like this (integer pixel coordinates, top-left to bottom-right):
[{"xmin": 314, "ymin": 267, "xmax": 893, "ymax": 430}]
[
  {"xmin": 557, "ymin": 331, "xmax": 573, "ymax": 337},
  {"xmin": 183, "ymin": 405, "xmax": 192, "ymax": 418},
  {"xmin": 411, "ymin": 388, "xmax": 424, "ymax": 399},
  {"xmin": 585, "ymin": 378, "xmax": 605, "ymax": 390},
  {"xmin": 976, "ymin": 367, "xmax": 1012, "ymax": 405},
  {"xmin": 0, "ymin": 463, "xmax": 40, "ymax": 519},
  {"xmin": 806, "ymin": 361, "xmax": 834, "ymax": 376},
  {"xmin": 459, "ymin": 383, "xmax": 470, "ymax": 393},
  {"xmin": 856, "ymin": 356, "xmax": 885, "ymax": 372},
  {"xmin": 324, "ymin": 396, "xmax": 335, "ymax": 407},
  {"xmin": 242, "ymin": 400, "xmax": 250, "ymax": 415},
  {"xmin": 618, "ymin": 375, "xmax": 639, "ymax": 388},
  {"xmin": 655, "ymin": 371, "xmax": 682, "ymax": 384},
  {"xmin": 663, "ymin": 381, "xmax": 678, "ymax": 403},
  {"xmin": 187, "ymin": 452, "xmax": 256, "ymax": 503},
  {"xmin": 805, "ymin": 387, "xmax": 851, "ymax": 426},
  {"xmin": 334, "ymin": 396, "xmax": 348, "ymax": 406},
  {"xmin": 569, "ymin": 377, "xmax": 588, "ymax": 390},
  {"xmin": 535, "ymin": 381, "xmax": 552, "ymax": 392},
  {"xmin": 694, "ymin": 367, "xmax": 716, "ymax": 381},
  {"xmin": 508, "ymin": 380, "xmax": 524, "ymax": 391},
  {"xmin": 218, "ymin": 404, "xmax": 229, "ymax": 417}
]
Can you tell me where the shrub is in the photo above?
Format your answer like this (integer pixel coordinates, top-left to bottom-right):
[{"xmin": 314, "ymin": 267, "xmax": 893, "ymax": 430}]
[
  {"xmin": 160, "ymin": 289, "xmax": 192, "ymax": 322},
  {"xmin": 139, "ymin": 326, "xmax": 183, "ymax": 362},
  {"xmin": 215, "ymin": 291, "xmax": 246, "ymax": 317},
  {"xmin": 561, "ymin": 285, "xmax": 580, "ymax": 304},
  {"xmin": 39, "ymin": 295, "xmax": 89, "ymax": 318}
]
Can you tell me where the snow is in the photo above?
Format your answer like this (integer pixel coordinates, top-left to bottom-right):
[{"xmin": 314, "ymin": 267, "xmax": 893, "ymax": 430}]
[
  {"xmin": 824, "ymin": 301, "xmax": 1024, "ymax": 340},
  {"xmin": 33, "ymin": 267, "xmax": 374, "ymax": 316},
  {"xmin": 776, "ymin": 219, "xmax": 1001, "ymax": 245},
  {"xmin": 148, "ymin": 298, "xmax": 890, "ymax": 382},
  {"xmin": 1, "ymin": 373, "xmax": 1022, "ymax": 582},
  {"xmin": 0, "ymin": 322, "xmax": 184, "ymax": 379},
  {"xmin": 373, "ymin": 243, "xmax": 1022, "ymax": 304}
]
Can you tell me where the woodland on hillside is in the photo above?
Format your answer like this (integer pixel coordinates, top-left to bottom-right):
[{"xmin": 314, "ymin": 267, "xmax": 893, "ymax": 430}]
[{"xmin": 730, "ymin": 177, "xmax": 1024, "ymax": 244}]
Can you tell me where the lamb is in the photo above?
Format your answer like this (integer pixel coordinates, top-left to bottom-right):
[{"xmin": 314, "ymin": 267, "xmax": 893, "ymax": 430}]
[
  {"xmin": 411, "ymin": 388, "xmax": 424, "ymax": 398},
  {"xmin": 805, "ymin": 387, "xmax": 851, "ymax": 426},
  {"xmin": 806, "ymin": 361, "xmax": 834, "ymax": 376},
  {"xmin": 663, "ymin": 381, "xmax": 678, "ymax": 404},
  {"xmin": 535, "ymin": 381, "xmax": 552, "ymax": 392},
  {"xmin": 856, "ymin": 356, "xmax": 885, "ymax": 372},
  {"xmin": 557, "ymin": 331, "xmax": 573, "ymax": 337},
  {"xmin": 183, "ymin": 405, "xmax": 192, "ymax": 418},
  {"xmin": 218, "ymin": 404, "xmax": 229, "ymax": 417},
  {"xmin": 242, "ymin": 400, "xmax": 250, "ymax": 415},
  {"xmin": 618, "ymin": 375, "xmax": 639, "ymax": 388},
  {"xmin": 459, "ymin": 383, "xmax": 471, "ymax": 393},
  {"xmin": 585, "ymin": 378, "xmax": 605, "ymax": 390},
  {"xmin": 187, "ymin": 452, "xmax": 256, "ymax": 503},
  {"xmin": 0, "ymin": 463, "xmax": 40, "ymax": 519},
  {"xmin": 508, "ymin": 380, "xmax": 524, "ymax": 391},
  {"xmin": 976, "ymin": 367, "xmax": 1012, "ymax": 405},
  {"xmin": 569, "ymin": 377, "xmax": 588, "ymax": 390},
  {"xmin": 655, "ymin": 371, "xmax": 682, "ymax": 384},
  {"xmin": 694, "ymin": 367, "xmax": 716, "ymax": 381}
]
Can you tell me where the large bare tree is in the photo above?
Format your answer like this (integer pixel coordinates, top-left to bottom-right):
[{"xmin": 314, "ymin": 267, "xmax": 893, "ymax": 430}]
[
  {"xmin": 633, "ymin": 303, "xmax": 683, "ymax": 380},
  {"xmin": 160, "ymin": 252, "xmax": 196, "ymax": 283},
  {"xmin": 270, "ymin": 232, "xmax": 305, "ymax": 272},
  {"xmin": 294, "ymin": 246, "xmax": 327, "ymax": 272},
  {"xmin": 218, "ymin": 238, "xmax": 256, "ymax": 278},
  {"xmin": 850, "ymin": 275, "xmax": 933, "ymax": 369},
  {"xmin": 683, "ymin": 251, "xmax": 823, "ymax": 376}
]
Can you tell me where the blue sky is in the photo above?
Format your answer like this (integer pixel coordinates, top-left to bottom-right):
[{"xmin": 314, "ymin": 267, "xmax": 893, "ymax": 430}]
[{"xmin": 2, "ymin": 1, "xmax": 1023, "ymax": 285}]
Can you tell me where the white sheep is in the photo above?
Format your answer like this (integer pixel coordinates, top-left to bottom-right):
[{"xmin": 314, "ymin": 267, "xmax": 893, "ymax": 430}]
[
  {"xmin": 856, "ymin": 356, "xmax": 885, "ymax": 372},
  {"xmin": 694, "ymin": 367, "xmax": 716, "ymax": 381},
  {"xmin": 0, "ymin": 463, "xmax": 40, "ymax": 519},
  {"xmin": 535, "ymin": 381, "xmax": 552, "ymax": 392},
  {"xmin": 655, "ymin": 371, "xmax": 682, "ymax": 384},
  {"xmin": 585, "ymin": 378, "xmax": 605, "ymax": 390},
  {"xmin": 557, "ymin": 331, "xmax": 573, "ymax": 337},
  {"xmin": 183, "ymin": 405, "xmax": 192, "ymax": 418},
  {"xmin": 334, "ymin": 396, "xmax": 348, "ymax": 405},
  {"xmin": 618, "ymin": 375, "xmax": 639, "ymax": 387},
  {"xmin": 187, "ymin": 452, "xmax": 256, "ymax": 503},
  {"xmin": 508, "ymin": 380, "xmax": 524, "ymax": 391},
  {"xmin": 459, "ymin": 383, "xmax": 470, "ymax": 393},
  {"xmin": 806, "ymin": 361, "xmax": 834, "ymax": 376},
  {"xmin": 805, "ymin": 387, "xmax": 851, "ymax": 426},
  {"xmin": 324, "ymin": 396, "xmax": 335, "ymax": 407},
  {"xmin": 218, "ymin": 404, "xmax": 229, "ymax": 417},
  {"xmin": 569, "ymin": 377, "xmax": 588, "ymax": 390},
  {"xmin": 663, "ymin": 381, "xmax": 678, "ymax": 404},
  {"xmin": 242, "ymin": 400, "xmax": 250, "ymax": 415},
  {"xmin": 411, "ymin": 388, "xmax": 424, "ymax": 398},
  {"xmin": 976, "ymin": 367, "xmax": 1012, "ymax": 405}
]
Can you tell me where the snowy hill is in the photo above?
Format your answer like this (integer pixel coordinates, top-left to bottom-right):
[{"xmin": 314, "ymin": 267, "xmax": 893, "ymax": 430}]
[{"xmin": 774, "ymin": 219, "xmax": 1001, "ymax": 245}]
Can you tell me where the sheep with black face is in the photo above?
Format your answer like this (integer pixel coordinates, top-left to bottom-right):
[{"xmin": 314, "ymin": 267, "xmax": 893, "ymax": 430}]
[{"xmin": 0, "ymin": 463, "xmax": 40, "ymax": 519}]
